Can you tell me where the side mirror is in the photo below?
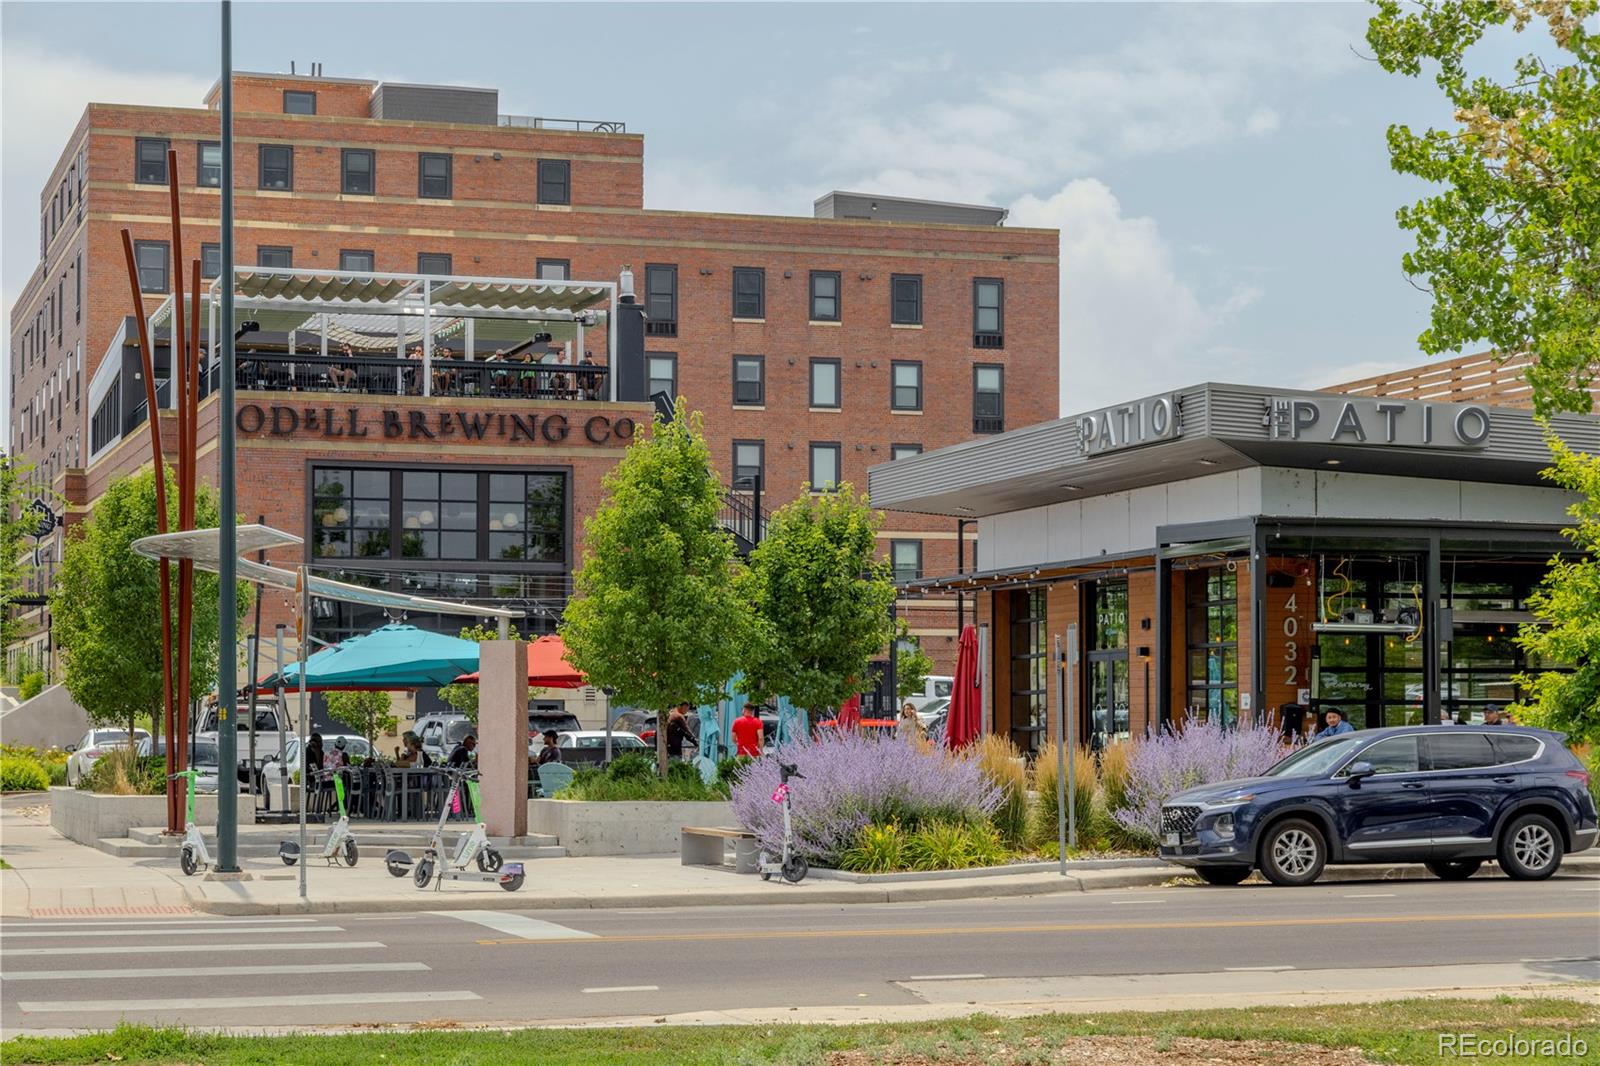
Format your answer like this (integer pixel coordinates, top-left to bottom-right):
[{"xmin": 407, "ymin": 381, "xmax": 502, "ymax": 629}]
[
  {"xmin": 65, "ymin": 745, "xmax": 77, "ymax": 754},
  {"xmin": 1345, "ymin": 761, "xmax": 1375, "ymax": 785}
]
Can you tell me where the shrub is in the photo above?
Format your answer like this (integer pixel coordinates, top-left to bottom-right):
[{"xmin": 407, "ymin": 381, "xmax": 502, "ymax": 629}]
[
  {"xmin": 0, "ymin": 756, "xmax": 49, "ymax": 793},
  {"xmin": 1111, "ymin": 718, "xmax": 1288, "ymax": 845},
  {"xmin": 903, "ymin": 820, "xmax": 1008, "ymax": 871},
  {"xmin": 80, "ymin": 748, "xmax": 165, "ymax": 796},
  {"xmin": 46, "ymin": 761, "xmax": 67, "ymax": 787},
  {"xmin": 840, "ymin": 822, "xmax": 906, "ymax": 873},
  {"xmin": 18, "ymin": 672, "xmax": 45, "ymax": 701},
  {"xmin": 1098, "ymin": 741, "xmax": 1134, "ymax": 815},
  {"xmin": 605, "ymin": 752, "xmax": 656, "ymax": 782},
  {"xmin": 716, "ymin": 755, "xmax": 754, "ymax": 791},
  {"xmin": 970, "ymin": 734, "xmax": 1029, "ymax": 848},
  {"xmin": 559, "ymin": 758, "xmax": 726, "ymax": 802},
  {"xmin": 730, "ymin": 730, "xmax": 999, "ymax": 866},
  {"xmin": 1030, "ymin": 743, "xmax": 1097, "ymax": 849}
]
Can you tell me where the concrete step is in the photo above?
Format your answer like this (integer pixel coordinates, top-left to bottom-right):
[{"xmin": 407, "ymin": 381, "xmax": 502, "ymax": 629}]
[
  {"xmin": 100, "ymin": 836, "xmax": 568, "ymax": 860},
  {"xmin": 124, "ymin": 825, "xmax": 560, "ymax": 848}
]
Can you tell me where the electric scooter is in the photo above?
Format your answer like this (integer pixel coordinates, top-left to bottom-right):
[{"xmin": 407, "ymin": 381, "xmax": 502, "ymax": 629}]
[
  {"xmin": 169, "ymin": 769, "xmax": 214, "ymax": 877},
  {"xmin": 384, "ymin": 766, "xmax": 524, "ymax": 892},
  {"xmin": 758, "ymin": 762, "xmax": 808, "ymax": 884},
  {"xmin": 278, "ymin": 768, "xmax": 358, "ymax": 867}
]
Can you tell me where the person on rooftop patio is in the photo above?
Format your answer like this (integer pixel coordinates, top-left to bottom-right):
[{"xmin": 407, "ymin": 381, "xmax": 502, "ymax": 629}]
[
  {"xmin": 329, "ymin": 342, "xmax": 358, "ymax": 391},
  {"xmin": 580, "ymin": 350, "xmax": 600, "ymax": 400}
]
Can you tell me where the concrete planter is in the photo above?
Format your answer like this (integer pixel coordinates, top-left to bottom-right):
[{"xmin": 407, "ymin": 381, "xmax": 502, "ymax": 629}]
[
  {"xmin": 49, "ymin": 785, "xmax": 252, "ymax": 846},
  {"xmin": 527, "ymin": 798, "xmax": 734, "ymax": 856}
]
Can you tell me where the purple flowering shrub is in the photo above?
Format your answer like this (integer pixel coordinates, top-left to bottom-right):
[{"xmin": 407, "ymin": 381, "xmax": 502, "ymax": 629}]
[
  {"xmin": 731, "ymin": 730, "xmax": 999, "ymax": 865},
  {"xmin": 1111, "ymin": 718, "xmax": 1290, "ymax": 845}
]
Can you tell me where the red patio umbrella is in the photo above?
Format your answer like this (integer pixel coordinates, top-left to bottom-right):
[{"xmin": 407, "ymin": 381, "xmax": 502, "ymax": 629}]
[
  {"xmin": 452, "ymin": 634, "xmax": 586, "ymax": 688},
  {"xmin": 947, "ymin": 623, "xmax": 981, "ymax": 750}
]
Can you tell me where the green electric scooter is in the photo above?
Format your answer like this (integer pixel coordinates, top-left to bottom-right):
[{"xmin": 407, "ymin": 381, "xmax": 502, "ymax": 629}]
[
  {"xmin": 168, "ymin": 769, "xmax": 214, "ymax": 877},
  {"xmin": 385, "ymin": 766, "xmax": 522, "ymax": 892},
  {"xmin": 279, "ymin": 768, "xmax": 358, "ymax": 867}
]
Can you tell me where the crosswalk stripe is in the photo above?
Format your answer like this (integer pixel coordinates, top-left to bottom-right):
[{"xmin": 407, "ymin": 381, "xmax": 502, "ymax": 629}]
[
  {"xmin": 3, "ymin": 941, "xmax": 386, "ymax": 958},
  {"xmin": 9, "ymin": 918, "xmax": 318, "ymax": 929},
  {"xmin": 2, "ymin": 962, "xmax": 430, "ymax": 982},
  {"xmin": 4, "ymin": 925, "xmax": 342, "ymax": 939},
  {"xmin": 435, "ymin": 910, "xmax": 596, "ymax": 940},
  {"xmin": 19, "ymin": 990, "xmax": 481, "ymax": 1013}
]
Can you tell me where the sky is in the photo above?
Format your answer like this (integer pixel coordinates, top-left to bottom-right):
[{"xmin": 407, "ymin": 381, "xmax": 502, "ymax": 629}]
[{"xmin": 0, "ymin": 1, "xmax": 1510, "ymax": 442}]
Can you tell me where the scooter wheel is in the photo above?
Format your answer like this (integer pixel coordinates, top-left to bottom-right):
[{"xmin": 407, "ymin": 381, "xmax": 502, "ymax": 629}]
[
  {"xmin": 758, "ymin": 869, "xmax": 772, "ymax": 882},
  {"xmin": 343, "ymin": 839, "xmax": 359, "ymax": 867},
  {"xmin": 281, "ymin": 853, "xmax": 297, "ymax": 866},
  {"xmin": 385, "ymin": 858, "xmax": 409, "ymax": 878},
  {"xmin": 782, "ymin": 855, "xmax": 809, "ymax": 884},
  {"xmin": 180, "ymin": 844, "xmax": 198, "ymax": 877},
  {"xmin": 412, "ymin": 858, "xmax": 435, "ymax": 889},
  {"xmin": 499, "ymin": 872, "xmax": 525, "ymax": 892},
  {"xmin": 477, "ymin": 848, "xmax": 503, "ymax": 873}
]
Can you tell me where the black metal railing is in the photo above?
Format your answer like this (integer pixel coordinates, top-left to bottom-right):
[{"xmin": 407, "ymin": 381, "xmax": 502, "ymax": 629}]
[
  {"xmin": 720, "ymin": 484, "xmax": 768, "ymax": 554},
  {"xmin": 234, "ymin": 353, "xmax": 610, "ymax": 401}
]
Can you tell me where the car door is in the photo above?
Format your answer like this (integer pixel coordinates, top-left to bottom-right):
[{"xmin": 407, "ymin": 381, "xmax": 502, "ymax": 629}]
[
  {"xmin": 1329, "ymin": 734, "xmax": 1433, "ymax": 856},
  {"xmin": 1421, "ymin": 731, "xmax": 1502, "ymax": 854}
]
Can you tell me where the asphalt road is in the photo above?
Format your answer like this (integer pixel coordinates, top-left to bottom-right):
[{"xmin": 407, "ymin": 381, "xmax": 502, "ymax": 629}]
[{"xmin": 3, "ymin": 874, "xmax": 1597, "ymax": 1034}]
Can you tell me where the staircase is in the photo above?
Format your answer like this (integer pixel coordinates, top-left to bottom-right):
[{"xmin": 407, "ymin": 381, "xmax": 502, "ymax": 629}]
[{"xmin": 719, "ymin": 487, "xmax": 768, "ymax": 556}]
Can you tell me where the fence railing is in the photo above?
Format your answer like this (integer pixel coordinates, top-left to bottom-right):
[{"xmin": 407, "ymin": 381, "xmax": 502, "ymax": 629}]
[
  {"xmin": 234, "ymin": 353, "xmax": 609, "ymax": 401},
  {"xmin": 498, "ymin": 115, "xmax": 627, "ymax": 134}
]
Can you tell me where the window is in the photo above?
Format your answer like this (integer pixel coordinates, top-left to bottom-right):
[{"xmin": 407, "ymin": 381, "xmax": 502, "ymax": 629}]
[
  {"xmin": 197, "ymin": 142, "xmax": 222, "ymax": 188},
  {"xmin": 810, "ymin": 270, "xmax": 841, "ymax": 322},
  {"xmin": 283, "ymin": 90, "xmax": 316, "ymax": 115},
  {"xmin": 341, "ymin": 149, "xmax": 375, "ymax": 195},
  {"xmin": 810, "ymin": 358, "xmax": 841, "ymax": 409},
  {"xmin": 536, "ymin": 258, "xmax": 570, "ymax": 281},
  {"xmin": 891, "ymin": 540, "xmax": 923, "ymax": 584},
  {"xmin": 732, "ymin": 440, "xmax": 765, "ymax": 491},
  {"xmin": 1087, "ymin": 580, "xmax": 1130, "ymax": 748},
  {"xmin": 1423, "ymin": 733, "xmax": 1497, "ymax": 771},
  {"xmin": 256, "ymin": 246, "xmax": 292, "ymax": 269},
  {"xmin": 488, "ymin": 473, "xmax": 565, "ymax": 563},
  {"xmin": 75, "ymin": 253, "xmax": 82, "ymax": 319},
  {"xmin": 135, "ymin": 138, "xmax": 169, "ymax": 184},
  {"xmin": 418, "ymin": 153, "xmax": 452, "ymax": 198},
  {"xmin": 417, "ymin": 252, "xmax": 452, "ymax": 276},
  {"xmin": 1186, "ymin": 569, "xmax": 1238, "ymax": 726},
  {"xmin": 891, "ymin": 274, "xmax": 922, "ymax": 325},
  {"xmin": 400, "ymin": 471, "xmax": 480, "ymax": 560},
  {"xmin": 537, "ymin": 159, "xmax": 570, "ymax": 205},
  {"xmin": 1009, "ymin": 587, "xmax": 1049, "ymax": 754},
  {"xmin": 646, "ymin": 353, "xmax": 677, "ymax": 400},
  {"xmin": 1353, "ymin": 735, "xmax": 1420, "ymax": 775},
  {"xmin": 973, "ymin": 278, "xmax": 1004, "ymax": 348},
  {"xmin": 1490, "ymin": 734, "xmax": 1540, "ymax": 763},
  {"xmin": 973, "ymin": 364, "xmax": 1004, "ymax": 433},
  {"xmin": 732, "ymin": 355, "xmax": 765, "ymax": 406},
  {"xmin": 312, "ymin": 468, "xmax": 391, "ymax": 559},
  {"xmin": 644, "ymin": 264, "xmax": 677, "ymax": 336},
  {"xmin": 733, "ymin": 267, "xmax": 765, "ymax": 319},
  {"xmin": 200, "ymin": 243, "xmax": 221, "ymax": 280},
  {"xmin": 340, "ymin": 249, "xmax": 375, "ymax": 272},
  {"xmin": 809, "ymin": 442, "xmax": 841, "ymax": 491},
  {"xmin": 259, "ymin": 145, "xmax": 293, "ymax": 190},
  {"xmin": 891, "ymin": 361, "xmax": 922, "ymax": 411},
  {"xmin": 133, "ymin": 241, "xmax": 169, "ymax": 292},
  {"xmin": 890, "ymin": 443, "xmax": 922, "ymax": 461}
]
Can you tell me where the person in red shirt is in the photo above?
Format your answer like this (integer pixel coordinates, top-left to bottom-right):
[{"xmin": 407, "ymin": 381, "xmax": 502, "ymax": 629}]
[{"xmin": 731, "ymin": 705, "xmax": 764, "ymax": 758}]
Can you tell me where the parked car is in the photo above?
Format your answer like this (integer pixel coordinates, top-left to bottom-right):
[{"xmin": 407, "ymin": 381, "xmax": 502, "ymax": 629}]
[
  {"xmin": 137, "ymin": 737, "xmax": 223, "ymax": 794},
  {"xmin": 527, "ymin": 709, "xmax": 582, "ymax": 756},
  {"xmin": 550, "ymin": 730, "xmax": 650, "ymax": 770},
  {"xmin": 415, "ymin": 713, "xmax": 476, "ymax": 764},
  {"xmin": 1159, "ymin": 725, "xmax": 1599, "ymax": 887},
  {"xmin": 64, "ymin": 728, "xmax": 151, "ymax": 787},
  {"xmin": 258, "ymin": 734, "xmax": 372, "ymax": 785},
  {"xmin": 609, "ymin": 709, "xmax": 658, "ymax": 743},
  {"xmin": 916, "ymin": 696, "xmax": 951, "ymax": 728},
  {"xmin": 906, "ymin": 676, "xmax": 954, "ymax": 713},
  {"xmin": 194, "ymin": 701, "xmax": 290, "ymax": 783}
]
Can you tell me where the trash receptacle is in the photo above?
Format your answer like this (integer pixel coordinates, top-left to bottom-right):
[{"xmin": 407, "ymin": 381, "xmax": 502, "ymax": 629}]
[{"xmin": 734, "ymin": 836, "xmax": 759, "ymax": 874}]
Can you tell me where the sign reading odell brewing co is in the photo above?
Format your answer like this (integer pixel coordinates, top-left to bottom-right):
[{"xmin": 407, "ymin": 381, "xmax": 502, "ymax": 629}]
[
  {"xmin": 235, "ymin": 403, "xmax": 637, "ymax": 446},
  {"xmin": 1264, "ymin": 397, "xmax": 1492, "ymax": 448}
]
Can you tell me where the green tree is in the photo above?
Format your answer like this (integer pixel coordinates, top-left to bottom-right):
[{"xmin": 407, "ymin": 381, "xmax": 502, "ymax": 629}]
[
  {"xmin": 560, "ymin": 400, "xmax": 749, "ymax": 776},
  {"xmin": 436, "ymin": 622, "xmax": 522, "ymax": 721},
  {"xmin": 895, "ymin": 621, "xmax": 934, "ymax": 701},
  {"xmin": 1367, "ymin": 0, "xmax": 1599, "ymax": 416},
  {"xmin": 324, "ymin": 690, "xmax": 398, "ymax": 751},
  {"xmin": 51, "ymin": 468, "xmax": 252, "ymax": 742},
  {"xmin": 739, "ymin": 483, "xmax": 896, "ymax": 717}
]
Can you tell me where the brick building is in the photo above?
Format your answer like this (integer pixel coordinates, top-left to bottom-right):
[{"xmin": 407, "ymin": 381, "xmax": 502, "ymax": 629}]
[{"xmin": 6, "ymin": 71, "xmax": 1060, "ymax": 687}]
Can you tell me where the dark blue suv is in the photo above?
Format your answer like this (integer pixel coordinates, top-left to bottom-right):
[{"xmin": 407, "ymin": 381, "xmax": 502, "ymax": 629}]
[{"xmin": 1159, "ymin": 726, "xmax": 1598, "ymax": 886}]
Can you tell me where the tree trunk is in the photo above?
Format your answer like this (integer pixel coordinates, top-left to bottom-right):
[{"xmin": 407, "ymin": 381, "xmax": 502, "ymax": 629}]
[{"xmin": 656, "ymin": 711, "xmax": 669, "ymax": 779}]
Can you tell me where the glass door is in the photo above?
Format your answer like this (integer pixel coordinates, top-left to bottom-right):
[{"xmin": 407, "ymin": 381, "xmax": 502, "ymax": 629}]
[{"xmin": 1085, "ymin": 580, "xmax": 1129, "ymax": 750}]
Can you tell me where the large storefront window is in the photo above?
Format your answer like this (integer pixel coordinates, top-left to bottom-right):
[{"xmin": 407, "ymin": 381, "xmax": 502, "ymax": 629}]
[
  {"xmin": 1086, "ymin": 580, "xmax": 1129, "ymax": 749},
  {"xmin": 1185, "ymin": 569, "xmax": 1238, "ymax": 726},
  {"xmin": 1008, "ymin": 588, "xmax": 1047, "ymax": 754}
]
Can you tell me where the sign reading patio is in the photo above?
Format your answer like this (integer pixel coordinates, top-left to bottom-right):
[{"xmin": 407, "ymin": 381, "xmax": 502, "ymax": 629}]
[
  {"xmin": 236, "ymin": 403, "xmax": 637, "ymax": 446},
  {"xmin": 1265, "ymin": 397, "xmax": 1492, "ymax": 448},
  {"xmin": 1078, "ymin": 393, "xmax": 1180, "ymax": 456}
]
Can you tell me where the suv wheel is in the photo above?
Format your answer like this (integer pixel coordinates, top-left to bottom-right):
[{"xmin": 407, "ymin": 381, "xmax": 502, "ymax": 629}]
[
  {"xmin": 1499, "ymin": 813, "xmax": 1563, "ymax": 880},
  {"xmin": 1195, "ymin": 865, "xmax": 1251, "ymax": 886},
  {"xmin": 1258, "ymin": 818, "xmax": 1327, "ymax": 886},
  {"xmin": 1425, "ymin": 859, "xmax": 1482, "ymax": 881}
]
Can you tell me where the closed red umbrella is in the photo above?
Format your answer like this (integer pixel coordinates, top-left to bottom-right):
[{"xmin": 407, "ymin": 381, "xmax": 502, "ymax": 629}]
[
  {"xmin": 452, "ymin": 634, "xmax": 586, "ymax": 688},
  {"xmin": 948, "ymin": 623, "xmax": 981, "ymax": 750},
  {"xmin": 835, "ymin": 693, "xmax": 862, "ymax": 731}
]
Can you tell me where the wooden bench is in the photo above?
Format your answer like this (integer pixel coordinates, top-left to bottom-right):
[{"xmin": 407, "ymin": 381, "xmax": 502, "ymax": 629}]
[{"xmin": 681, "ymin": 825, "xmax": 756, "ymax": 867}]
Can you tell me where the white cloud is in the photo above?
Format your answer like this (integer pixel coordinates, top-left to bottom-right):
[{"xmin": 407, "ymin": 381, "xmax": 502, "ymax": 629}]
[{"xmin": 1244, "ymin": 106, "xmax": 1282, "ymax": 137}]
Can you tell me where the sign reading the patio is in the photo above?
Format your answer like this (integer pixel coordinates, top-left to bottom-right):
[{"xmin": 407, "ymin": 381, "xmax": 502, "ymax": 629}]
[
  {"xmin": 1077, "ymin": 393, "xmax": 1180, "ymax": 456},
  {"xmin": 235, "ymin": 404, "xmax": 637, "ymax": 446},
  {"xmin": 1264, "ymin": 397, "xmax": 1492, "ymax": 448}
]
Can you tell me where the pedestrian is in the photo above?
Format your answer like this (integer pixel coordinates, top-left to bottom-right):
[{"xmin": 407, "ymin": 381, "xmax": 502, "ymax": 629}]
[
  {"xmin": 666, "ymin": 705, "xmax": 695, "ymax": 760},
  {"xmin": 897, "ymin": 700, "xmax": 923, "ymax": 742},
  {"xmin": 731, "ymin": 704, "xmax": 763, "ymax": 758},
  {"xmin": 305, "ymin": 733, "xmax": 325, "ymax": 772},
  {"xmin": 1314, "ymin": 708, "xmax": 1355, "ymax": 739},
  {"xmin": 536, "ymin": 729, "xmax": 562, "ymax": 766},
  {"xmin": 1483, "ymin": 705, "xmax": 1505, "ymax": 726},
  {"xmin": 447, "ymin": 733, "xmax": 477, "ymax": 768},
  {"xmin": 324, "ymin": 736, "xmax": 349, "ymax": 770}
]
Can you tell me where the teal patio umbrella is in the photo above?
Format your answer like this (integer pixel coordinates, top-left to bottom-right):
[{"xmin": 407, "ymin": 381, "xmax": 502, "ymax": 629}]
[{"xmin": 262, "ymin": 623, "xmax": 480, "ymax": 691}]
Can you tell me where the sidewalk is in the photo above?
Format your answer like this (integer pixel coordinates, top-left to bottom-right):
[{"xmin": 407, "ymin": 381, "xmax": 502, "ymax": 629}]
[{"xmin": 0, "ymin": 800, "xmax": 193, "ymax": 917}]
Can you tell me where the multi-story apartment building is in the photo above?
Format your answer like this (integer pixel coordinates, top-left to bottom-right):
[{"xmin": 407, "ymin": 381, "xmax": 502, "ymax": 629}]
[{"xmin": 6, "ymin": 71, "xmax": 1060, "ymax": 687}]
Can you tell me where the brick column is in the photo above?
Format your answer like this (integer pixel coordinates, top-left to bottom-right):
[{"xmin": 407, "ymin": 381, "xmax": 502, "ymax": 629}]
[{"xmin": 478, "ymin": 639, "xmax": 527, "ymax": 838}]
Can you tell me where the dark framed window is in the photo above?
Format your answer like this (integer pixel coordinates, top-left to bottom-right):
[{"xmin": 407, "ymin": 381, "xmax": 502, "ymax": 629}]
[
  {"xmin": 1086, "ymin": 579, "xmax": 1130, "ymax": 748},
  {"xmin": 133, "ymin": 240, "xmax": 169, "ymax": 292},
  {"xmin": 259, "ymin": 145, "xmax": 293, "ymax": 190},
  {"xmin": 891, "ymin": 360, "xmax": 922, "ymax": 411},
  {"xmin": 197, "ymin": 142, "xmax": 222, "ymax": 188},
  {"xmin": 810, "ymin": 358, "xmax": 841, "ymax": 408},
  {"xmin": 1008, "ymin": 587, "xmax": 1048, "ymax": 753},
  {"xmin": 418, "ymin": 152, "xmax": 452, "ymax": 198},
  {"xmin": 283, "ymin": 90, "xmax": 316, "ymax": 115},
  {"xmin": 809, "ymin": 442, "xmax": 841, "ymax": 492},
  {"xmin": 732, "ymin": 267, "xmax": 765, "ymax": 319},
  {"xmin": 312, "ymin": 468, "xmax": 392, "ymax": 559},
  {"xmin": 1423, "ymin": 732, "xmax": 1497, "ymax": 771},
  {"xmin": 135, "ymin": 138, "xmax": 169, "ymax": 184},
  {"xmin": 732, "ymin": 440, "xmax": 765, "ymax": 491},
  {"xmin": 200, "ymin": 243, "xmax": 221, "ymax": 280},
  {"xmin": 257, "ymin": 246, "xmax": 292, "ymax": 269},
  {"xmin": 646, "ymin": 353, "xmax": 678, "ymax": 400},
  {"xmin": 536, "ymin": 258, "xmax": 570, "ymax": 281},
  {"xmin": 644, "ymin": 264, "xmax": 677, "ymax": 336},
  {"xmin": 973, "ymin": 364, "xmax": 1004, "ymax": 433},
  {"xmin": 341, "ymin": 149, "xmax": 375, "ymax": 195},
  {"xmin": 890, "ymin": 274, "xmax": 922, "ymax": 325},
  {"xmin": 809, "ymin": 270, "xmax": 841, "ymax": 322},
  {"xmin": 890, "ymin": 443, "xmax": 922, "ymax": 461},
  {"xmin": 417, "ymin": 252, "xmax": 452, "ymax": 275},
  {"xmin": 973, "ymin": 278, "xmax": 1004, "ymax": 348},
  {"xmin": 400, "ymin": 471, "xmax": 480, "ymax": 560},
  {"xmin": 891, "ymin": 540, "xmax": 923, "ymax": 584},
  {"xmin": 537, "ymin": 159, "xmax": 570, "ymax": 205},
  {"xmin": 487, "ymin": 473, "xmax": 566, "ymax": 563},
  {"xmin": 732, "ymin": 355, "xmax": 765, "ymax": 406},
  {"xmin": 1186, "ymin": 568, "xmax": 1239, "ymax": 727},
  {"xmin": 340, "ymin": 249, "xmax": 375, "ymax": 272}
]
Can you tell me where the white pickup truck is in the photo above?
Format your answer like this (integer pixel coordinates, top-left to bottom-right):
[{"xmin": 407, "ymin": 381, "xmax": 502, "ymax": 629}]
[{"xmin": 194, "ymin": 700, "xmax": 291, "ymax": 786}]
